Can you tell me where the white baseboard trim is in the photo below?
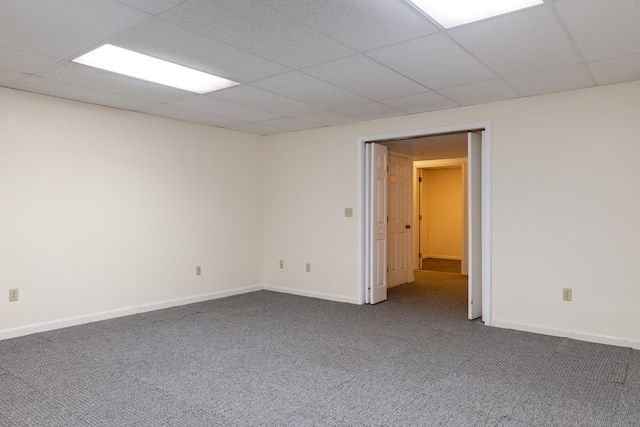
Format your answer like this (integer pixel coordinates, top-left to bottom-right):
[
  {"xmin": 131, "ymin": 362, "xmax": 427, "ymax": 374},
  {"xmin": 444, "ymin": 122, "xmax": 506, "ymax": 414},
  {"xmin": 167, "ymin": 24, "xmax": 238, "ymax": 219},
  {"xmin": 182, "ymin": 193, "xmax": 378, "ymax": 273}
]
[
  {"xmin": 264, "ymin": 285, "xmax": 358, "ymax": 305},
  {"xmin": 0, "ymin": 285, "xmax": 263, "ymax": 341},
  {"xmin": 491, "ymin": 319, "xmax": 640, "ymax": 350}
]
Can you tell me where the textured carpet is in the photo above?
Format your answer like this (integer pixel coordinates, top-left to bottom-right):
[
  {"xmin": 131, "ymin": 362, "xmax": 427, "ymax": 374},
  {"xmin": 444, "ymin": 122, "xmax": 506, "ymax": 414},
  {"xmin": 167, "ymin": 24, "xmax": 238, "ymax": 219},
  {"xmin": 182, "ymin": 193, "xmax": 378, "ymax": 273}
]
[
  {"xmin": 1, "ymin": 272, "xmax": 639, "ymax": 426},
  {"xmin": 422, "ymin": 258, "xmax": 462, "ymax": 274}
]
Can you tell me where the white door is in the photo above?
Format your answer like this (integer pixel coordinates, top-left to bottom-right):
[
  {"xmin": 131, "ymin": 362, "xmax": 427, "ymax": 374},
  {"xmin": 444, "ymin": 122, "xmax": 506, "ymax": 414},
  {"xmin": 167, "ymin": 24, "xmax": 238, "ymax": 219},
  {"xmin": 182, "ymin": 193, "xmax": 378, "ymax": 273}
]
[
  {"xmin": 388, "ymin": 154, "xmax": 411, "ymax": 287},
  {"xmin": 366, "ymin": 143, "xmax": 388, "ymax": 304},
  {"xmin": 468, "ymin": 132, "xmax": 483, "ymax": 320}
]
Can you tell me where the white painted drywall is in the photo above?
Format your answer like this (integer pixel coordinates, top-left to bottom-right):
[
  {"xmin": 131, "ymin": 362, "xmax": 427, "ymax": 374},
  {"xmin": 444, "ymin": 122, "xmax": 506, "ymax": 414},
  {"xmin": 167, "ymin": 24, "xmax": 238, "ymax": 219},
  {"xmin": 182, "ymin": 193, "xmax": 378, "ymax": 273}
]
[
  {"xmin": 263, "ymin": 80, "xmax": 640, "ymax": 348},
  {"xmin": 0, "ymin": 88, "xmax": 264, "ymax": 336},
  {"xmin": 422, "ymin": 168, "xmax": 463, "ymax": 260},
  {"xmin": 4, "ymin": 80, "xmax": 640, "ymax": 349}
]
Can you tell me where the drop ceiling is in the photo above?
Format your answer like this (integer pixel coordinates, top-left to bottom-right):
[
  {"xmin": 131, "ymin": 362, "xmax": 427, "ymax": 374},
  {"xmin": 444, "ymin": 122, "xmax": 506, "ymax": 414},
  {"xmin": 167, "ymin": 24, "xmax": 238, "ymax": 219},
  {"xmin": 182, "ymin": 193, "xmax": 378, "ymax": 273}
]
[{"xmin": 1, "ymin": 0, "xmax": 639, "ymax": 135}]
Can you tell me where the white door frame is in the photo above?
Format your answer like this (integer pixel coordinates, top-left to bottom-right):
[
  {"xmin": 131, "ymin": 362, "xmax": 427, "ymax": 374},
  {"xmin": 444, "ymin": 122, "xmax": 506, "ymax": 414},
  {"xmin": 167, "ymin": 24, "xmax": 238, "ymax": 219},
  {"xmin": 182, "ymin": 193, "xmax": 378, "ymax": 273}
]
[{"xmin": 357, "ymin": 122, "xmax": 492, "ymax": 325}]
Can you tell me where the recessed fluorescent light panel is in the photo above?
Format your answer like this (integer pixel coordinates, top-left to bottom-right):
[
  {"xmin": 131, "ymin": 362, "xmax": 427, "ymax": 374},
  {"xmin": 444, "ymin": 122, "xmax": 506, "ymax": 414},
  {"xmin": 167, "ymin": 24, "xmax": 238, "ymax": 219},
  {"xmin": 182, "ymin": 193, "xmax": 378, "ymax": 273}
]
[
  {"xmin": 407, "ymin": 0, "xmax": 544, "ymax": 28},
  {"xmin": 73, "ymin": 44, "xmax": 238, "ymax": 94}
]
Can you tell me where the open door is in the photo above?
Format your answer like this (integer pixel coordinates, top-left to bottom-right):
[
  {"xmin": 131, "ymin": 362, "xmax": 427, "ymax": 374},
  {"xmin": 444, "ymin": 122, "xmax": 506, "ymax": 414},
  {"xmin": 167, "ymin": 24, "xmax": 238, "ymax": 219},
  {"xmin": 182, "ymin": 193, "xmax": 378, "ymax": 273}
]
[
  {"xmin": 365, "ymin": 143, "xmax": 388, "ymax": 304},
  {"xmin": 468, "ymin": 131, "xmax": 483, "ymax": 320},
  {"xmin": 388, "ymin": 153, "xmax": 412, "ymax": 287}
]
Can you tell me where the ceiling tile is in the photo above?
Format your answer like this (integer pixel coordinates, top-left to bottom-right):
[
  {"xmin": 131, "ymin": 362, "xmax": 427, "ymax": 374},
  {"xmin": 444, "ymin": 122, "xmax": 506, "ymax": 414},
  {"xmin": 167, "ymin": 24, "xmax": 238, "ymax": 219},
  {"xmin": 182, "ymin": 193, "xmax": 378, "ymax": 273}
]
[
  {"xmin": 0, "ymin": 46, "xmax": 61, "ymax": 75},
  {"xmin": 207, "ymin": 85, "xmax": 322, "ymax": 117},
  {"xmin": 263, "ymin": 0, "xmax": 439, "ymax": 52},
  {"xmin": 0, "ymin": 69, "xmax": 29, "ymax": 86},
  {"xmin": 141, "ymin": 104, "xmax": 247, "ymax": 128},
  {"xmin": 368, "ymin": 34, "xmax": 496, "ymax": 90},
  {"xmin": 437, "ymin": 79, "xmax": 520, "ymax": 106},
  {"xmin": 448, "ymin": 5, "xmax": 581, "ymax": 77},
  {"xmin": 588, "ymin": 54, "xmax": 640, "ymax": 86},
  {"xmin": 336, "ymin": 102, "xmax": 406, "ymax": 121},
  {"xmin": 293, "ymin": 111, "xmax": 360, "ymax": 127},
  {"xmin": 252, "ymin": 72, "xmax": 369, "ymax": 110},
  {"xmin": 112, "ymin": 0, "xmax": 189, "ymax": 15},
  {"xmin": 555, "ymin": 0, "xmax": 640, "ymax": 61},
  {"xmin": 33, "ymin": 62, "xmax": 194, "ymax": 104},
  {"xmin": 256, "ymin": 118, "xmax": 319, "ymax": 132},
  {"xmin": 381, "ymin": 91, "xmax": 459, "ymax": 114},
  {"xmin": 14, "ymin": 76, "xmax": 159, "ymax": 112},
  {"xmin": 0, "ymin": 0, "xmax": 150, "ymax": 58},
  {"xmin": 171, "ymin": 96, "xmax": 281, "ymax": 122},
  {"xmin": 506, "ymin": 65, "xmax": 594, "ymax": 97},
  {"xmin": 303, "ymin": 55, "xmax": 428, "ymax": 101},
  {"xmin": 111, "ymin": 18, "xmax": 289, "ymax": 83},
  {"xmin": 160, "ymin": 0, "xmax": 354, "ymax": 68},
  {"xmin": 228, "ymin": 123, "xmax": 285, "ymax": 136},
  {"xmin": 0, "ymin": 0, "xmax": 637, "ymax": 135}
]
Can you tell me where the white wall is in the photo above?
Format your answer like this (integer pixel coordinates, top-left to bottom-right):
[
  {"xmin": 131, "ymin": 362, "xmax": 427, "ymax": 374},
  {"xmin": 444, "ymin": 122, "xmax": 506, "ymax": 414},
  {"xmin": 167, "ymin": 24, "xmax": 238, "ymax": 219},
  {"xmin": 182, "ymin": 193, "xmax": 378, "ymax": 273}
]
[
  {"xmin": 422, "ymin": 168, "xmax": 463, "ymax": 260},
  {"xmin": 263, "ymin": 80, "xmax": 640, "ymax": 349},
  {"xmin": 4, "ymin": 81, "xmax": 640, "ymax": 349},
  {"xmin": 0, "ymin": 88, "xmax": 264, "ymax": 337}
]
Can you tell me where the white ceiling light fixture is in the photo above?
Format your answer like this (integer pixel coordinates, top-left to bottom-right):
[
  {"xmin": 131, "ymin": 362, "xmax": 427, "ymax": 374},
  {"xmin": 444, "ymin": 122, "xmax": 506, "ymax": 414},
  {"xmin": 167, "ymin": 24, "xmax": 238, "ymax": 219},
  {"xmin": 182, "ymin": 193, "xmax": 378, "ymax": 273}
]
[
  {"xmin": 73, "ymin": 44, "xmax": 239, "ymax": 94},
  {"xmin": 407, "ymin": 0, "xmax": 544, "ymax": 28}
]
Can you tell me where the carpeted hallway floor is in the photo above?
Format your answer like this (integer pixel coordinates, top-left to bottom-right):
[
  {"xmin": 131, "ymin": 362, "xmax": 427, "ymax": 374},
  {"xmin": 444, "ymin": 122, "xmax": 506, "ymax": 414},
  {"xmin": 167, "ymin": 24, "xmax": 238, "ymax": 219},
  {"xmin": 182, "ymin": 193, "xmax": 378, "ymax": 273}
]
[
  {"xmin": 0, "ymin": 271, "xmax": 638, "ymax": 426},
  {"xmin": 421, "ymin": 258, "xmax": 462, "ymax": 274}
]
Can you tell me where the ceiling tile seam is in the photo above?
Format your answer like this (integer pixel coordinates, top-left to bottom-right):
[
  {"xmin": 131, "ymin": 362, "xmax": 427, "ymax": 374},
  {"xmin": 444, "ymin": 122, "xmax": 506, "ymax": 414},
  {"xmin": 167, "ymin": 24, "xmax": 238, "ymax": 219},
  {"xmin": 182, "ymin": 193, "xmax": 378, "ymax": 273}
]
[
  {"xmin": 212, "ymin": 82, "xmax": 329, "ymax": 117},
  {"xmin": 380, "ymin": 96, "xmax": 461, "ymax": 115},
  {"xmin": 399, "ymin": 0, "xmax": 446, "ymax": 30},
  {"xmin": 290, "ymin": 108, "xmax": 362, "ymax": 123},
  {"xmin": 25, "ymin": 61, "xmax": 197, "ymax": 102},
  {"xmin": 112, "ymin": 0, "xmax": 190, "ymax": 17},
  {"xmin": 545, "ymin": 1, "xmax": 598, "ymax": 87},
  {"xmin": 126, "ymin": 16, "xmax": 297, "ymax": 83},
  {"xmin": 350, "ymin": 53, "xmax": 464, "ymax": 111},
  {"xmin": 359, "ymin": 51, "xmax": 440, "ymax": 93},
  {"xmin": 157, "ymin": 2, "xmax": 355, "ymax": 74},
  {"xmin": 52, "ymin": 10, "xmax": 157, "ymax": 62},
  {"xmin": 254, "ymin": 0, "xmax": 371, "ymax": 57},
  {"xmin": 15, "ymin": 84, "xmax": 159, "ymax": 115},
  {"xmin": 242, "ymin": 75, "xmax": 374, "ymax": 112},
  {"xmin": 230, "ymin": 122, "xmax": 286, "ymax": 132},
  {"xmin": 165, "ymin": 98, "xmax": 284, "ymax": 124},
  {"xmin": 252, "ymin": 118, "xmax": 315, "ymax": 131},
  {"xmin": 437, "ymin": 27, "xmax": 525, "ymax": 97},
  {"xmin": 151, "ymin": 106, "xmax": 251, "ymax": 126},
  {"xmin": 0, "ymin": 45, "xmax": 67, "ymax": 76},
  {"xmin": 297, "ymin": 59, "xmax": 434, "ymax": 104},
  {"xmin": 302, "ymin": 51, "xmax": 438, "ymax": 99}
]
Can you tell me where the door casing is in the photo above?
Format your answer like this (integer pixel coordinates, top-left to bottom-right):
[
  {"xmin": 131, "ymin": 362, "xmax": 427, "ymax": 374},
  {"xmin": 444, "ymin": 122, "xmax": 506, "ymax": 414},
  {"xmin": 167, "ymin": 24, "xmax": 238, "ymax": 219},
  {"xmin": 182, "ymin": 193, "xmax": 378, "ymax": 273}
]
[{"xmin": 357, "ymin": 122, "xmax": 492, "ymax": 325}]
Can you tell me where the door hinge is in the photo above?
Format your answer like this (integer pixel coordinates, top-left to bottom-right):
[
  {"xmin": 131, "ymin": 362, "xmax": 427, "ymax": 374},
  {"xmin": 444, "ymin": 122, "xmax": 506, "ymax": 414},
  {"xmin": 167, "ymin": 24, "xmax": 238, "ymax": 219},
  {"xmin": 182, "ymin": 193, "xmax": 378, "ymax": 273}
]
[
  {"xmin": 418, "ymin": 176, "xmax": 422, "ymax": 182},
  {"xmin": 387, "ymin": 216, "xmax": 389, "ymax": 223},
  {"xmin": 419, "ymin": 252, "xmax": 422, "ymax": 258},
  {"xmin": 419, "ymin": 214, "xmax": 422, "ymax": 220},
  {"xmin": 387, "ymin": 266, "xmax": 389, "ymax": 273},
  {"xmin": 387, "ymin": 165, "xmax": 389, "ymax": 172}
]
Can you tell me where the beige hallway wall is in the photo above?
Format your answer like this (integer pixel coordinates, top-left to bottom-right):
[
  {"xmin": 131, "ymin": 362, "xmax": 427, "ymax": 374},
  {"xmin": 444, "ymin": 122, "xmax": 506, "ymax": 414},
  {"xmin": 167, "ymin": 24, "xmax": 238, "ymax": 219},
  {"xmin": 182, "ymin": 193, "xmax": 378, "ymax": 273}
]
[{"xmin": 422, "ymin": 168, "xmax": 463, "ymax": 260}]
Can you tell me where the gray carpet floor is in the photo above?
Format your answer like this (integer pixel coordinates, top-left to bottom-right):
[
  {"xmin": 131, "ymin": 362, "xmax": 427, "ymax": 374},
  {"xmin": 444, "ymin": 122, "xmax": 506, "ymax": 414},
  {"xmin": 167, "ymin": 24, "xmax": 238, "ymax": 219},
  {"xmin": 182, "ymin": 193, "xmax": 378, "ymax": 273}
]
[
  {"xmin": 421, "ymin": 258, "xmax": 462, "ymax": 274},
  {"xmin": 1, "ymin": 271, "xmax": 639, "ymax": 426}
]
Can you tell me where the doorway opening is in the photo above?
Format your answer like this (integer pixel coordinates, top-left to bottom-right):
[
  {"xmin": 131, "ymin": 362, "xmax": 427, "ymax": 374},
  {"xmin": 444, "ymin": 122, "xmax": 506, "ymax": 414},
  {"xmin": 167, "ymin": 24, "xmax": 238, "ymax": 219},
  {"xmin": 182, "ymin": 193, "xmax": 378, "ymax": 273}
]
[
  {"xmin": 416, "ymin": 158, "xmax": 466, "ymax": 275},
  {"xmin": 359, "ymin": 123, "xmax": 491, "ymax": 324}
]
